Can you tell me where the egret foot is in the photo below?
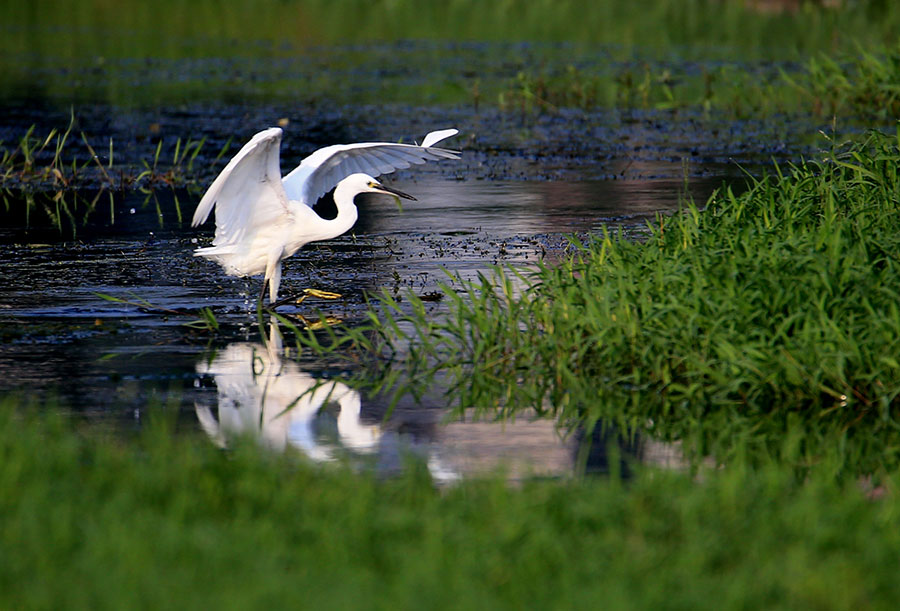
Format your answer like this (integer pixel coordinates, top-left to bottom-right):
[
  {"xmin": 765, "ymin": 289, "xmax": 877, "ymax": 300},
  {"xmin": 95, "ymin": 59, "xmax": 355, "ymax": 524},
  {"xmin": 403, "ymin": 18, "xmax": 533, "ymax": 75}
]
[
  {"xmin": 267, "ymin": 288, "xmax": 342, "ymax": 310},
  {"xmin": 298, "ymin": 288, "xmax": 342, "ymax": 303}
]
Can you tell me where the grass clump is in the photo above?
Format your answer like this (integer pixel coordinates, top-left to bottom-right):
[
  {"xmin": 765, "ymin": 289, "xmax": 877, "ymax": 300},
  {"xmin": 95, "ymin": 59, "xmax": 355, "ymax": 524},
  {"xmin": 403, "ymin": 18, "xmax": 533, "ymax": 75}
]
[
  {"xmin": 0, "ymin": 112, "xmax": 227, "ymax": 191},
  {"xmin": 2, "ymin": 399, "xmax": 900, "ymax": 608},
  {"xmin": 357, "ymin": 129, "xmax": 900, "ymax": 473},
  {"xmin": 783, "ymin": 43, "xmax": 900, "ymax": 120}
]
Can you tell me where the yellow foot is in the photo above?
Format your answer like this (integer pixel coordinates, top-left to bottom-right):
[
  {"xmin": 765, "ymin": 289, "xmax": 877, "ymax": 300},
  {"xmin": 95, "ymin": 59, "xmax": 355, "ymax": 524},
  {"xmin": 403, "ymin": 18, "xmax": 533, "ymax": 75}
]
[
  {"xmin": 297, "ymin": 288, "xmax": 342, "ymax": 303},
  {"xmin": 267, "ymin": 289, "xmax": 342, "ymax": 310}
]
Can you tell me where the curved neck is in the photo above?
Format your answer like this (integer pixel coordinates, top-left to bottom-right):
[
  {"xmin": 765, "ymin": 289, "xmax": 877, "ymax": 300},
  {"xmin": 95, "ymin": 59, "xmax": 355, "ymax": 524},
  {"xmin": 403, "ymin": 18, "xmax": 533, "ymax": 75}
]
[
  {"xmin": 325, "ymin": 184, "xmax": 362, "ymax": 239},
  {"xmin": 285, "ymin": 197, "xmax": 358, "ymax": 256},
  {"xmin": 323, "ymin": 196, "xmax": 358, "ymax": 239}
]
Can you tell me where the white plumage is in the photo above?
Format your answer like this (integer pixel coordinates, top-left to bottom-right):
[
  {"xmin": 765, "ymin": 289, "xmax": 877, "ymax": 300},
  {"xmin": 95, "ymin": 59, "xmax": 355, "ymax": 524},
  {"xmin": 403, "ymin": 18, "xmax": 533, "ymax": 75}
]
[{"xmin": 192, "ymin": 127, "xmax": 459, "ymax": 303}]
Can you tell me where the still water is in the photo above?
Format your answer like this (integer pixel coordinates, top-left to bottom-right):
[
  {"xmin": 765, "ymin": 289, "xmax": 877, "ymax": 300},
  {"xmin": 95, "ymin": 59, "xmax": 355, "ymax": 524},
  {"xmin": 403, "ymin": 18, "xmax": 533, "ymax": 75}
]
[{"xmin": 0, "ymin": 173, "xmax": 722, "ymax": 478}]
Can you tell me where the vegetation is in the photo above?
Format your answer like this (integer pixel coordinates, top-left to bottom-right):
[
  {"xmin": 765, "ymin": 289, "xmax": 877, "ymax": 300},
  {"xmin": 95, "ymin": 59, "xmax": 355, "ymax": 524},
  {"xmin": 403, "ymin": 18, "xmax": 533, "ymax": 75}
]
[
  {"xmin": 327, "ymin": 129, "xmax": 900, "ymax": 475},
  {"xmin": 0, "ymin": 112, "xmax": 229, "ymax": 191},
  {"xmin": 5, "ymin": 2, "xmax": 900, "ymax": 606},
  {"xmin": 499, "ymin": 41, "xmax": 900, "ymax": 120},
  {"xmin": 3, "ymin": 1, "xmax": 900, "ymax": 108},
  {"xmin": 2, "ymin": 401, "xmax": 900, "ymax": 609},
  {"xmin": 3, "ymin": 0, "xmax": 897, "ymax": 61}
]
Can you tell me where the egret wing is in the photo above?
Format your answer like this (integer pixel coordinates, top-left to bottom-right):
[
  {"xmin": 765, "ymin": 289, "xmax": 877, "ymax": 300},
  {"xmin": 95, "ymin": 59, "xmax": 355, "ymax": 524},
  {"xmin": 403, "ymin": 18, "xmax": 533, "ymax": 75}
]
[
  {"xmin": 282, "ymin": 128, "xmax": 460, "ymax": 205},
  {"xmin": 192, "ymin": 127, "xmax": 291, "ymax": 246}
]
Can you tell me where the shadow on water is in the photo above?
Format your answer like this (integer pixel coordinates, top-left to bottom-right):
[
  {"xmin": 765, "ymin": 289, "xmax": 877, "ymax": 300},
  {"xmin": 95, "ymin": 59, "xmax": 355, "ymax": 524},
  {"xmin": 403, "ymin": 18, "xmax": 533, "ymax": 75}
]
[{"xmin": 0, "ymin": 174, "xmax": 721, "ymax": 477}]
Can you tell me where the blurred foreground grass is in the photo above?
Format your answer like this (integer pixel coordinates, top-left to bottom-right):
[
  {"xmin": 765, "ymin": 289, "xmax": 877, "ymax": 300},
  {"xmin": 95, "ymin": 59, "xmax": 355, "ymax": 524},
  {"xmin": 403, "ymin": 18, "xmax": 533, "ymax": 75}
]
[{"xmin": 1, "ymin": 400, "xmax": 899, "ymax": 609}]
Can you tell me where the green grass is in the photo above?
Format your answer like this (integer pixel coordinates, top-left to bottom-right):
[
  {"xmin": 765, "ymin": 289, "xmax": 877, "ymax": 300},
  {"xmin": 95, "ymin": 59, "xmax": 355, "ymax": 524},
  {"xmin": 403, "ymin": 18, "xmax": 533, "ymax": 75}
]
[
  {"xmin": 0, "ymin": 113, "xmax": 232, "ymax": 191},
  {"xmin": 4, "ymin": 0, "xmax": 898, "ymax": 59},
  {"xmin": 334, "ymin": 128, "xmax": 900, "ymax": 475},
  {"xmin": 2, "ymin": 399, "xmax": 900, "ymax": 609}
]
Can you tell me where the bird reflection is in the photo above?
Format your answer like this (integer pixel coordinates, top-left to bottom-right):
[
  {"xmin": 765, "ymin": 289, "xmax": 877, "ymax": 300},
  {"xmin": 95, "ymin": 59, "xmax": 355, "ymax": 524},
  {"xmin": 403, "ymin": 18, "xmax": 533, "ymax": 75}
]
[{"xmin": 194, "ymin": 320, "xmax": 380, "ymax": 460}]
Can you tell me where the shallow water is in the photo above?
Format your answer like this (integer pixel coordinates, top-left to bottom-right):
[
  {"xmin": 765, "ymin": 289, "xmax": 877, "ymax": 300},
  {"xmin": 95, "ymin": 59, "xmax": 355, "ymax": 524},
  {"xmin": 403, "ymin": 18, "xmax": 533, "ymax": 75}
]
[{"xmin": 0, "ymin": 174, "xmax": 718, "ymax": 477}]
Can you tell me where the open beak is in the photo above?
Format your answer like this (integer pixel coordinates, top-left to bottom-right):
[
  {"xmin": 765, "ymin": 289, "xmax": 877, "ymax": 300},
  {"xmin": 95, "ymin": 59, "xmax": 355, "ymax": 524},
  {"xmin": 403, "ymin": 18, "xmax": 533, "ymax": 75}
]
[{"xmin": 375, "ymin": 184, "xmax": 416, "ymax": 201}]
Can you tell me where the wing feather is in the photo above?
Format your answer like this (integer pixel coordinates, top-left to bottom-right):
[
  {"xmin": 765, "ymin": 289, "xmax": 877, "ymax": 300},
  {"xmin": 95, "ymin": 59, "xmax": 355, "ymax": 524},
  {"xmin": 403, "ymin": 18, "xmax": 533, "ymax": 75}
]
[
  {"xmin": 191, "ymin": 128, "xmax": 291, "ymax": 246},
  {"xmin": 421, "ymin": 128, "xmax": 459, "ymax": 148},
  {"xmin": 281, "ymin": 129, "xmax": 460, "ymax": 206},
  {"xmin": 366, "ymin": 150, "xmax": 400, "ymax": 174}
]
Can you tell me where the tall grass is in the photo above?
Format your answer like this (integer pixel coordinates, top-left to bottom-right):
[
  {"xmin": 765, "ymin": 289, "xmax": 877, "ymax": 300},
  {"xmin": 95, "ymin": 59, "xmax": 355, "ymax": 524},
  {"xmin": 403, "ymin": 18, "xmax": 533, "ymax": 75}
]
[
  {"xmin": 343, "ymin": 129, "xmax": 900, "ymax": 474},
  {"xmin": 1, "ymin": 399, "xmax": 900, "ymax": 608}
]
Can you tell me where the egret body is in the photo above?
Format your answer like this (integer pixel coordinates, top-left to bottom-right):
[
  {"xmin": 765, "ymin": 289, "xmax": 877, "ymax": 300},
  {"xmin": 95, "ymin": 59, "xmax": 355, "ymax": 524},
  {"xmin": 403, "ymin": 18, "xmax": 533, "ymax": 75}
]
[{"xmin": 192, "ymin": 127, "xmax": 459, "ymax": 302}]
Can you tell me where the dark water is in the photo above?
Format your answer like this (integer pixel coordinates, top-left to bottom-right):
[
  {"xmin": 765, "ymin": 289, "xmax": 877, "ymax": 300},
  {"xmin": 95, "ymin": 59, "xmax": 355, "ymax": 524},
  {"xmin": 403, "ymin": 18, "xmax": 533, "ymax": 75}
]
[{"xmin": 0, "ymin": 170, "xmax": 720, "ymax": 478}]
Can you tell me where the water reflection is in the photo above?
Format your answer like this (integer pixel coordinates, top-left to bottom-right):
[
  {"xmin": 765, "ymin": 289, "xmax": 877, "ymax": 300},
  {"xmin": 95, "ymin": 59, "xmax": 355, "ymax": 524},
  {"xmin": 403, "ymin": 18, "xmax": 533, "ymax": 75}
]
[
  {"xmin": 193, "ymin": 319, "xmax": 691, "ymax": 480},
  {"xmin": 194, "ymin": 321, "xmax": 380, "ymax": 460},
  {"xmin": 193, "ymin": 319, "xmax": 579, "ymax": 478}
]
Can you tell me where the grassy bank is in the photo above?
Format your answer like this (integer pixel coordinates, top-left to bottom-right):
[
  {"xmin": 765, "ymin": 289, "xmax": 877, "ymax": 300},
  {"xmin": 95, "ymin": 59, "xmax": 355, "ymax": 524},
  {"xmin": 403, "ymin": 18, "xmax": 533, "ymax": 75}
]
[
  {"xmin": 337, "ymin": 129, "xmax": 900, "ymax": 475},
  {"xmin": 1, "ymin": 401, "xmax": 899, "ymax": 608}
]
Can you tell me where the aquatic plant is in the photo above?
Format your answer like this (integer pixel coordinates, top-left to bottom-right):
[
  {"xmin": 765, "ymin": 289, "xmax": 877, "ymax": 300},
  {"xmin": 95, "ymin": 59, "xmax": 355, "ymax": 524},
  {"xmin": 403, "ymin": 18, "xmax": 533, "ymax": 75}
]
[
  {"xmin": 0, "ymin": 115, "xmax": 229, "ymax": 191},
  {"xmin": 341, "ymin": 129, "xmax": 900, "ymax": 474}
]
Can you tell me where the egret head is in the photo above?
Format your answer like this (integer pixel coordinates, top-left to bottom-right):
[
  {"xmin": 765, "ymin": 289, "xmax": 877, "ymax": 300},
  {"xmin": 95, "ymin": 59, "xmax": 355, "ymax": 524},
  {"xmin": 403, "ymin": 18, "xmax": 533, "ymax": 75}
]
[{"xmin": 338, "ymin": 173, "xmax": 417, "ymax": 202}]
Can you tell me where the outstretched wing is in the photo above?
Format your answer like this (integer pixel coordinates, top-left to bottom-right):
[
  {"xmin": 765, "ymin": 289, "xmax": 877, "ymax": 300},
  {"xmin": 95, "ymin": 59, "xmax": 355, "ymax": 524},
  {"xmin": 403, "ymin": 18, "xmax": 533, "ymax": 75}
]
[
  {"xmin": 192, "ymin": 127, "xmax": 291, "ymax": 246},
  {"xmin": 282, "ymin": 128, "xmax": 460, "ymax": 206}
]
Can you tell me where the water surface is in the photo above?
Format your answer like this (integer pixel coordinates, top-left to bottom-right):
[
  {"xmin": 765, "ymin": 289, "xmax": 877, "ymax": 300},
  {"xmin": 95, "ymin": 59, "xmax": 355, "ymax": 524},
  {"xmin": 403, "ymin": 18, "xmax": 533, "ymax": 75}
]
[{"xmin": 0, "ymin": 175, "xmax": 713, "ymax": 477}]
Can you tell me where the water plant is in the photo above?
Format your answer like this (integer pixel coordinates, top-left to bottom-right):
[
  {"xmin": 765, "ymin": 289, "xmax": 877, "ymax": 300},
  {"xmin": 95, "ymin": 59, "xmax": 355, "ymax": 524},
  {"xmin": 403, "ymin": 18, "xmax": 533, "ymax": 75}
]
[{"xmin": 0, "ymin": 117, "xmax": 230, "ymax": 191}]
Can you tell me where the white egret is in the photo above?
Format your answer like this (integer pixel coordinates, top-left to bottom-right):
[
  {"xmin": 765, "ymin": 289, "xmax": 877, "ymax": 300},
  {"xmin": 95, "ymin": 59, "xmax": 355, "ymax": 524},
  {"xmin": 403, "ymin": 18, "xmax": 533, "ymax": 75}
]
[{"xmin": 191, "ymin": 127, "xmax": 459, "ymax": 303}]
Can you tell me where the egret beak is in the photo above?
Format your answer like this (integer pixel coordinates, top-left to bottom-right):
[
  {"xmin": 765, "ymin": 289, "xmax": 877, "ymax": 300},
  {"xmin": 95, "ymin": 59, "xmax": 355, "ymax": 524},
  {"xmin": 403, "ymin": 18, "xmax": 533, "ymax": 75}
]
[{"xmin": 374, "ymin": 184, "xmax": 416, "ymax": 201}]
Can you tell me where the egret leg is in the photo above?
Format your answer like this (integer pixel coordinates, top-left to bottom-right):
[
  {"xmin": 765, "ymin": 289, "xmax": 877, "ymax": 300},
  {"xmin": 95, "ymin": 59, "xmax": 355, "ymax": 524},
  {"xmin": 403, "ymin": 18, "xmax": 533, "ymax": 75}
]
[{"xmin": 268, "ymin": 261, "xmax": 282, "ymax": 303}]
